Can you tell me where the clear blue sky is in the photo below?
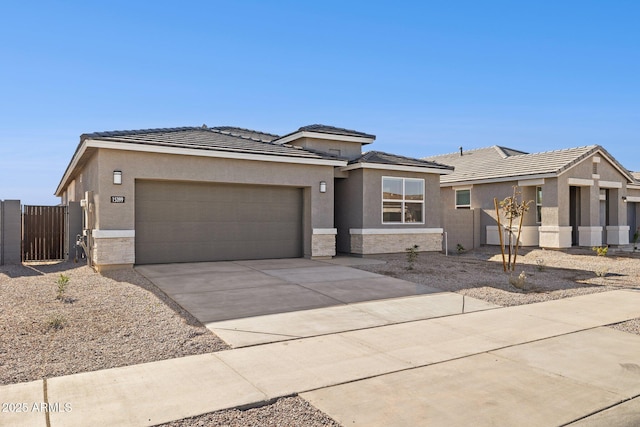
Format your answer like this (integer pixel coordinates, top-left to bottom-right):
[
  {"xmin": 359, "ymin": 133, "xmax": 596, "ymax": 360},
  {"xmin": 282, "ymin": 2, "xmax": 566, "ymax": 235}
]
[{"xmin": 1, "ymin": 1, "xmax": 638, "ymax": 205}]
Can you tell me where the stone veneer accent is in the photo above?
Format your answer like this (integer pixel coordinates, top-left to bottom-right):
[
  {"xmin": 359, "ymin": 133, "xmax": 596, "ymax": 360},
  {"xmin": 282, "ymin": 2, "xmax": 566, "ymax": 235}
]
[
  {"xmin": 350, "ymin": 229, "xmax": 443, "ymax": 255},
  {"xmin": 92, "ymin": 236, "xmax": 135, "ymax": 267},
  {"xmin": 312, "ymin": 229, "xmax": 337, "ymax": 258}
]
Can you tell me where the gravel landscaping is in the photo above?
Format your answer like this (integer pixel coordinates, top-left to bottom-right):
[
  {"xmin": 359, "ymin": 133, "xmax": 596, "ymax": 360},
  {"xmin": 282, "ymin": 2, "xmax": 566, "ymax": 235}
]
[
  {"xmin": 357, "ymin": 247, "xmax": 639, "ymax": 304},
  {"xmin": 0, "ymin": 262, "xmax": 228, "ymax": 386},
  {"xmin": 2, "ymin": 247, "xmax": 639, "ymax": 426},
  {"xmin": 354, "ymin": 246, "xmax": 640, "ymax": 335},
  {"xmin": 156, "ymin": 396, "xmax": 340, "ymax": 427}
]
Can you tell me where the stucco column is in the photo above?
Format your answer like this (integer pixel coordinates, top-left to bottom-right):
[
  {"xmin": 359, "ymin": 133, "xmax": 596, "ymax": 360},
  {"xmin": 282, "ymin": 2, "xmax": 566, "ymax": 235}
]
[
  {"xmin": 606, "ymin": 187, "xmax": 630, "ymax": 245},
  {"xmin": 539, "ymin": 179, "xmax": 571, "ymax": 248},
  {"xmin": 578, "ymin": 184, "xmax": 602, "ymax": 246},
  {"xmin": 554, "ymin": 181, "xmax": 568, "ymax": 226}
]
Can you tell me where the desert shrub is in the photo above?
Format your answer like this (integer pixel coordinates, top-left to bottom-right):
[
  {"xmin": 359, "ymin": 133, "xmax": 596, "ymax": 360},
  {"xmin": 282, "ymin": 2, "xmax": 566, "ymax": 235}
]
[
  {"xmin": 509, "ymin": 271, "xmax": 527, "ymax": 289},
  {"xmin": 56, "ymin": 274, "xmax": 70, "ymax": 301},
  {"xmin": 591, "ymin": 246, "xmax": 608, "ymax": 257},
  {"xmin": 46, "ymin": 314, "xmax": 66, "ymax": 331},
  {"xmin": 405, "ymin": 245, "xmax": 419, "ymax": 270}
]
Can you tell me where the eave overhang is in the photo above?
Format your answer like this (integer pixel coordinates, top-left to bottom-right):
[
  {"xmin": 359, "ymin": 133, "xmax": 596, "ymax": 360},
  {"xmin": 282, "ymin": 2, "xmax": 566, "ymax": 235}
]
[
  {"xmin": 340, "ymin": 162, "xmax": 453, "ymax": 175},
  {"xmin": 275, "ymin": 131, "xmax": 375, "ymax": 146},
  {"xmin": 55, "ymin": 138, "xmax": 347, "ymax": 196}
]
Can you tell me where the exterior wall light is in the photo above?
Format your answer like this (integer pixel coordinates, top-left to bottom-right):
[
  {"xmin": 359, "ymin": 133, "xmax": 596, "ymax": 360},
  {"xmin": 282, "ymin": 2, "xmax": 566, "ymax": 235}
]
[
  {"xmin": 622, "ymin": 196, "xmax": 627, "ymax": 202},
  {"xmin": 319, "ymin": 181, "xmax": 327, "ymax": 193},
  {"xmin": 113, "ymin": 170, "xmax": 122, "ymax": 185}
]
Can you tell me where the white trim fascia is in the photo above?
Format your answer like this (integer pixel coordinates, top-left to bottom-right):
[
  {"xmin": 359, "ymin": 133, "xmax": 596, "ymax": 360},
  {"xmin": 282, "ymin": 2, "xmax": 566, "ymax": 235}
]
[
  {"xmin": 92, "ymin": 229, "xmax": 135, "ymax": 238},
  {"xmin": 518, "ymin": 178, "xmax": 545, "ymax": 187},
  {"xmin": 56, "ymin": 139, "xmax": 347, "ymax": 196},
  {"xmin": 350, "ymin": 228, "xmax": 444, "ymax": 235},
  {"xmin": 313, "ymin": 228, "xmax": 337, "ymax": 235},
  {"xmin": 598, "ymin": 180, "xmax": 623, "ymax": 189},
  {"xmin": 341, "ymin": 162, "xmax": 453, "ymax": 175},
  {"xmin": 625, "ymin": 196, "xmax": 640, "ymax": 202},
  {"xmin": 440, "ymin": 173, "xmax": 556, "ymax": 188},
  {"xmin": 628, "ymin": 184, "xmax": 640, "ymax": 190},
  {"xmin": 275, "ymin": 131, "xmax": 375, "ymax": 145},
  {"xmin": 567, "ymin": 178, "xmax": 595, "ymax": 186},
  {"xmin": 88, "ymin": 140, "xmax": 347, "ymax": 167},
  {"xmin": 452, "ymin": 184, "xmax": 473, "ymax": 190},
  {"xmin": 56, "ymin": 143, "xmax": 90, "ymax": 196}
]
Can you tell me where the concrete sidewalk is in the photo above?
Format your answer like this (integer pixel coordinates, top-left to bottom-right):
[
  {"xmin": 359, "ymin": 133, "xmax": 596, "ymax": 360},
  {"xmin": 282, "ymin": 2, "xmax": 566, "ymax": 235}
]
[
  {"xmin": 2, "ymin": 290, "xmax": 640, "ymax": 427},
  {"xmin": 208, "ymin": 292, "xmax": 499, "ymax": 347}
]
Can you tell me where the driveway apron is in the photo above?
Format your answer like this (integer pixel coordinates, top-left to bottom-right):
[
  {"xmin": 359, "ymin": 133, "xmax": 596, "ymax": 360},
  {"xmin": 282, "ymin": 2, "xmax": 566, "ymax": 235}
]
[{"xmin": 135, "ymin": 258, "xmax": 440, "ymax": 323}]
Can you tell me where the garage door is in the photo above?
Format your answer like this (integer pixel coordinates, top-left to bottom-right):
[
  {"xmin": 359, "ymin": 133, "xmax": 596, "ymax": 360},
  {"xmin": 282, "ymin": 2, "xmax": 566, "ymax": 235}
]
[{"xmin": 135, "ymin": 180, "xmax": 303, "ymax": 264}]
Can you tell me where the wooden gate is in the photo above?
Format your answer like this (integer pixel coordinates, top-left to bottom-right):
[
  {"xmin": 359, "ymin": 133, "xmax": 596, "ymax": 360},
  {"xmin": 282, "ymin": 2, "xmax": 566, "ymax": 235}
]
[{"xmin": 22, "ymin": 205, "xmax": 67, "ymax": 261}]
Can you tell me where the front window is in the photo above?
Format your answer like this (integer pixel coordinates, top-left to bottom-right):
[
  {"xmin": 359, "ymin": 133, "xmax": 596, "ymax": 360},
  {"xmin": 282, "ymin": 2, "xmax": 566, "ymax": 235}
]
[
  {"xmin": 455, "ymin": 189, "xmax": 471, "ymax": 209},
  {"xmin": 536, "ymin": 186, "xmax": 543, "ymax": 223},
  {"xmin": 382, "ymin": 177, "xmax": 424, "ymax": 223}
]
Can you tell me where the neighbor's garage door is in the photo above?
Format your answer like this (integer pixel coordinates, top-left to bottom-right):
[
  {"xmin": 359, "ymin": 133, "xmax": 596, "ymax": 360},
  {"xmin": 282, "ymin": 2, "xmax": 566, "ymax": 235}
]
[{"xmin": 135, "ymin": 180, "xmax": 303, "ymax": 264}]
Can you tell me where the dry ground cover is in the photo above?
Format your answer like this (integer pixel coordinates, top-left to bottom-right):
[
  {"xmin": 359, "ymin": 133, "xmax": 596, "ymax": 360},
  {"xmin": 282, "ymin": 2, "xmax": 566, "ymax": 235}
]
[
  {"xmin": 0, "ymin": 262, "xmax": 228, "ymax": 386},
  {"xmin": 355, "ymin": 247, "xmax": 640, "ymax": 335},
  {"xmin": 2, "ymin": 248, "xmax": 639, "ymax": 426}
]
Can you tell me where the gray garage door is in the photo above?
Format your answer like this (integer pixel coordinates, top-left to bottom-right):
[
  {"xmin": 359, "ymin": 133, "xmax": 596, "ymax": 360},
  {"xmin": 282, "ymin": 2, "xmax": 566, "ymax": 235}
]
[{"xmin": 135, "ymin": 180, "xmax": 303, "ymax": 264}]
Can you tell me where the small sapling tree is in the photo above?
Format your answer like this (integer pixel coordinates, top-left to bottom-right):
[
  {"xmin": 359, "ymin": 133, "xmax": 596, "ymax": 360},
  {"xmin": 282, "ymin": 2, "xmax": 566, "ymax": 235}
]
[{"xmin": 495, "ymin": 186, "xmax": 533, "ymax": 272}]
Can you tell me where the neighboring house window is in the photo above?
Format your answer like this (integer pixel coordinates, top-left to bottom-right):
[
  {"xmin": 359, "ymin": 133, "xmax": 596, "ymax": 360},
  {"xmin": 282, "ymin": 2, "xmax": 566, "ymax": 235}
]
[
  {"xmin": 455, "ymin": 189, "xmax": 471, "ymax": 209},
  {"xmin": 536, "ymin": 186, "xmax": 543, "ymax": 224},
  {"xmin": 382, "ymin": 177, "xmax": 424, "ymax": 223}
]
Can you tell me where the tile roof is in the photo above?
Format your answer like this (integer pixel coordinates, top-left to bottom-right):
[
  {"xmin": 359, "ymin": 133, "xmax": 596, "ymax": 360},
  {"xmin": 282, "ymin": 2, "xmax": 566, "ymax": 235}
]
[
  {"xmin": 297, "ymin": 124, "xmax": 376, "ymax": 139},
  {"xmin": 81, "ymin": 126, "xmax": 339, "ymax": 161},
  {"xmin": 274, "ymin": 124, "xmax": 376, "ymax": 143},
  {"xmin": 353, "ymin": 150, "xmax": 454, "ymax": 171},
  {"xmin": 424, "ymin": 145, "xmax": 630, "ymax": 184},
  {"xmin": 209, "ymin": 126, "xmax": 280, "ymax": 142}
]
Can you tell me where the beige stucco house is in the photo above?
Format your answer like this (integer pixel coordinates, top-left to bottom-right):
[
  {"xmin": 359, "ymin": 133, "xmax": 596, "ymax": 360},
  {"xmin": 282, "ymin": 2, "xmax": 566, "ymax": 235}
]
[
  {"xmin": 56, "ymin": 124, "xmax": 452, "ymax": 271},
  {"xmin": 424, "ymin": 145, "xmax": 640, "ymax": 250}
]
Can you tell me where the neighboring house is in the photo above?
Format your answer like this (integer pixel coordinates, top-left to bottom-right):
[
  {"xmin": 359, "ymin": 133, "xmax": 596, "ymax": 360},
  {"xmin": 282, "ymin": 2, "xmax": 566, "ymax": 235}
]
[
  {"xmin": 56, "ymin": 124, "xmax": 452, "ymax": 271},
  {"xmin": 424, "ymin": 145, "xmax": 640, "ymax": 250}
]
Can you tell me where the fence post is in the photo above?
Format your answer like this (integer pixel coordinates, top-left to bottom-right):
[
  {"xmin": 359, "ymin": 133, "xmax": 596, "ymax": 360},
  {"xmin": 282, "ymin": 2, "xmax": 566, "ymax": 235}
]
[{"xmin": 0, "ymin": 200, "xmax": 22, "ymax": 265}]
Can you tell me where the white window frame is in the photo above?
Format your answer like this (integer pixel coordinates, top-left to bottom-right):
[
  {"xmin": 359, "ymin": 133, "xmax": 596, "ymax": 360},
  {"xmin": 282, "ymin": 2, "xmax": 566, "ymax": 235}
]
[
  {"xmin": 381, "ymin": 177, "xmax": 425, "ymax": 224},
  {"xmin": 455, "ymin": 188, "xmax": 471, "ymax": 209},
  {"xmin": 536, "ymin": 186, "xmax": 543, "ymax": 224}
]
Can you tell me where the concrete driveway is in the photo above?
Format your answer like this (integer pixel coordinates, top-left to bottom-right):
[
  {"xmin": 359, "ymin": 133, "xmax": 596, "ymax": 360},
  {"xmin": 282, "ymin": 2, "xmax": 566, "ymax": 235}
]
[{"xmin": 135, "ymin": 257, "xmax": 441, "ymax": 323}]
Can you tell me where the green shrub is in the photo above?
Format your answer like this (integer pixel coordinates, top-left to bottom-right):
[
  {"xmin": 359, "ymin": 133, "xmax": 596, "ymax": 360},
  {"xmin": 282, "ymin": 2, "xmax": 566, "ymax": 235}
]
[
  {"xmin": 56, "ymin": 274, "xmax": 70, "ymax": 301},
  {"xmin": 405, "ymin": 245, "xmax": 419, "ymax": 270},
  {"xmin": 47, "ymin": 314, "xmax": 66, "ymax": 331},
  {"xmin": 591, "ymin": 246, "xmax": 608, "ymax": 257}
]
